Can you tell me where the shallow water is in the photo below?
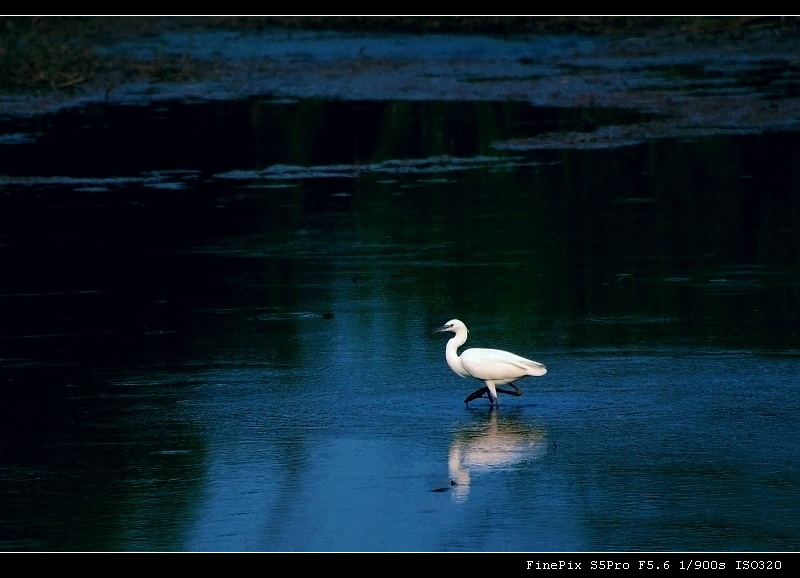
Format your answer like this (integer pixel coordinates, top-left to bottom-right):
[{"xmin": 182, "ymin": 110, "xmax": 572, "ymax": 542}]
[{"xmin": 1, "ymin": 92, "xmax": 799, "ymax": 551}]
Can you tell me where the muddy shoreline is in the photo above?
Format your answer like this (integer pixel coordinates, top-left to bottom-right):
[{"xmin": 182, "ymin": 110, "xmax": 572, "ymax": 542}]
[{"xmin": 3, "ymin": 17, "xmax": 800, "ymax": 147}]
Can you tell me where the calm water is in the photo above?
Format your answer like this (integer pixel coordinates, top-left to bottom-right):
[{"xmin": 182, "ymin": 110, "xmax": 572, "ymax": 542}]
[{"xmin": 1, "ymin": 95, "xmax": 799, "ymax": 551}]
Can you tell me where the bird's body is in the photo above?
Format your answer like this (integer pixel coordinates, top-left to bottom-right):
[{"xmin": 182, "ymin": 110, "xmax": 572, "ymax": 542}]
[{"xmin": 436, "ymin": 319, "xmax": 546, "ymax": 405}]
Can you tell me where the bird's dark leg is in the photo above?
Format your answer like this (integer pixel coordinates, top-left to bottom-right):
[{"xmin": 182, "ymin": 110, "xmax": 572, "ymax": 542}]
[
  {"xmin": 488, "ymin": 386, "xmax": 499, "ymax": 406},
  {"xmin": 496, "ymin": 382, "xmax": 523, "ymax": 397},
  {"xmin": 464, "ymin": 386, "xmax": 489, "ymax": 405}
]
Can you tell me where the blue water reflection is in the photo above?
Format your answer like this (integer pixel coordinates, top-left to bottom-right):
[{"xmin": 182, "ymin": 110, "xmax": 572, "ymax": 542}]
[{"xmin": 448, "ymin": 410, "xmax": 548, "ymax": 502}]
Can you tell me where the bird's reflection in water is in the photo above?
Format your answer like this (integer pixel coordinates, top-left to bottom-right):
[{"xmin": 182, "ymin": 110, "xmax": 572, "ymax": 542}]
[{"xmin": 448, "ymin": 409, "xmax": 547, "ymax": 502}]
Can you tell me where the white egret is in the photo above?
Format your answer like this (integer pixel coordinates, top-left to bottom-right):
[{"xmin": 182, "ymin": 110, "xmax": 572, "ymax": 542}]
[{"xmin": 435, "ymin": 319, "xmax": 547, "ymax": 406}]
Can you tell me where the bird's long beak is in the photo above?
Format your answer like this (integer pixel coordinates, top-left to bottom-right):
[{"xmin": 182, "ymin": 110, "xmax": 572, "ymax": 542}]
[{"xmin": 424, "ymin": 324, "xmax": 449, "ymax": 335}]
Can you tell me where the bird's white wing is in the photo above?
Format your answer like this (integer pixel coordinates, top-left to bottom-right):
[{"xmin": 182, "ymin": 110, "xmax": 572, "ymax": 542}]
[{"xmin": 460, "ymin": 348, "xmax": 547, "ymax": 381}]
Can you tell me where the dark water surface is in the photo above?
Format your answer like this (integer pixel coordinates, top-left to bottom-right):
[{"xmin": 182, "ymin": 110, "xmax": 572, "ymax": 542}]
[{"xmin": 1, "ymin": 94, "xmax": 799, "ymax": 551}]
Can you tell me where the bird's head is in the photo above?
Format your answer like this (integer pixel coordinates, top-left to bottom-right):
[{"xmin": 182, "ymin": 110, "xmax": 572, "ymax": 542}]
[{"xmin": 435, "ymin": 319, "xmax": 468, "ymax": 335}]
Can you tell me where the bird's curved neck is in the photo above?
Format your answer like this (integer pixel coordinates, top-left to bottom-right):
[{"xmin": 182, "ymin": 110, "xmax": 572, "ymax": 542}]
[{"xmin": 446, "ymin": 330, "xmax": 471, "ymax": 378}]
